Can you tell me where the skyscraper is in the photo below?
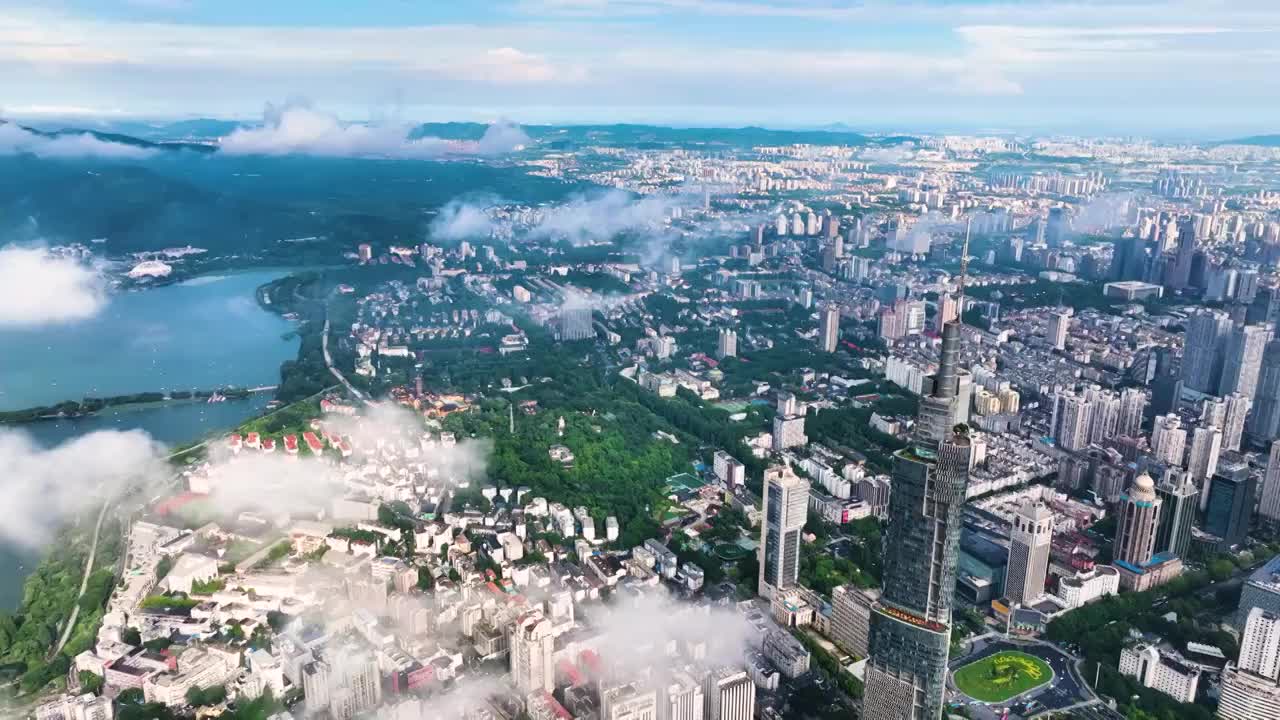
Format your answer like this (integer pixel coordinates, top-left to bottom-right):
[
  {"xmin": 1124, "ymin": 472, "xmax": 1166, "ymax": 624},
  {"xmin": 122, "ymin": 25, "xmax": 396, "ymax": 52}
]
[
  {"xmin": 1168, "ymin": 217, "xmax": 1197, "ymax": 291},
  {"xmin": 1218, "ymin": 665, "xmax": 1280, "ymax": 720},
  {"xmin": 1150, "ymin": 414, "xmax": 1187, "ymax": 467},
  {"xmin": 1204, "ymin": 460, "xmax": 1256, "ymax": 549},
  {"xmin": 716, "ymin": 327, "xmax": 737, "ymax": 359},
  {"xmin": 1051, "ymin": 391, "xmax": 1093, "ymax": 452},
  {"xmin": 1045, "ymin": 206, "xmax": 1068, "ymax": 247},
  {"xmin": 1114, "ymin": 473, "xmax": 1162, "ymax": 568},
  {"xmin": 1220, "ymin": 323, "xmax": 1271, "ymax": 399},
  {"xmin": 1117, "ymin": 387, "xmax": 1147, "ymax": 438},
  {"xmin": 1155, "ymin": 473, "xmax": 1197, "ymax": 558},
  {"xmin": 1181, "ymin": 309, "xmax": 1232, "ymax": 393},
  {"xmin": 1260, "ymin": 441, "xmax": 1280, "ymax": 526},
  {"xmin": 1250, "ymin": 340, "xmax": 1280, "ymax": 445},
  {"xmin": 662, "ymin": 672, "xmax": 704, "ymax": 720},
  {"xmin": 758, "ymin": 465, "xmax": 809, "ymax": 599},
  {"xmin": 863, "ymin": 319, "xmax": 972, "ymax": 720},
  {"xmin": 510, "ymin": 613, "xmax": 555, "ymax": 693},
  {"xmin": 820, "ymin": 306, "xmax": 840, "ymax": 353},
  {"xmin": 831, "ymin": 584, "xmax": 878, "ymax": 658},
  {"xmin": 1048, "ymin": 311, "xmax": 1070, "ymax": 351},
  {"xmin": 1186, "ymin": 425, "xmax": 1222, "ymax": 487},
  {"xmin": 1004, "ymin": 501, "xmax": 1053, "ymax": 606},
  {"xmin": 1223, "ymin": 392, "xmax": 1252, "ymax": 452}
]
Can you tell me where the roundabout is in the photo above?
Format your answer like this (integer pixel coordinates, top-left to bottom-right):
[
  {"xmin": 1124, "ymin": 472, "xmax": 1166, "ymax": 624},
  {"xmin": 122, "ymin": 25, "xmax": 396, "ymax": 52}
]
[{"xmin": 952, "ymin": 650, "xmax": 1054, "ymax": 704}]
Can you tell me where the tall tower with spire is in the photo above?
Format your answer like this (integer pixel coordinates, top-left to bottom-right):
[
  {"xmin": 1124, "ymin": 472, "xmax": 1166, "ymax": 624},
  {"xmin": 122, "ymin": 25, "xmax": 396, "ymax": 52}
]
[{"xmin": 862, "ymin": 317, "xmax": 973, "ymax": 720}]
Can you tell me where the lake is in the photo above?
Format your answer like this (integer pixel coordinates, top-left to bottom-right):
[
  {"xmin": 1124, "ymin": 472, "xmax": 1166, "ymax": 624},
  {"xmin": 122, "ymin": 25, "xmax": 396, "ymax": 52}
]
[
  {"xmin": 0, "ymin": 270, "xmax": 299, "ymax": 610},
  {"xmin": 0, "ymin": 271, "xmax": 298, "ymax": 411}
]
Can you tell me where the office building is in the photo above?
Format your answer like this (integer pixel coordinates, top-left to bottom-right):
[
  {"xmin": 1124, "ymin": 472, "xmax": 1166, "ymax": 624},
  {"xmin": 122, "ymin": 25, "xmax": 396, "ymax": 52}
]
[
  {"xmin": 702, "ymin": 668, "xmax": 755, "ymax": 720},
  {"xmin": 712, "ymin": 450, "xmax": 746, "ymax": 488},
  {"xmin": 1241, "ymin": 608, "xmax": 1280, "ymax": 681},
  {"xmin": 716, "ymin": 328, "xmax": 737, "ymax": 359},
  {"xmin": 820, "ymin": 306, "xmax": 840, "ymax": 352},
  {"xmin": 1204, "ymin": 460, "xmax": 1255, "ymax": 550},
  {"xmin": 1260, "ymin": 441, "xmax": 1280, "ymax": 526},
  {"xmin": 762, "ymin": 630, "xmax": 811, "ymax": 678},
  {"xmin": 1004, "ymin": 501, "xmax": 1053, "ymax": 606},
  {"xmin": 1118, "ymin": 644, "xmax": 1200, "ymax": 703},
  {"xmin": 1114, "ymin": 474, "xmax": 1162, "ymax": 567},
  {"xmin": 1218, "ymin": 665, "xmax": 1280, "ymax": 720},
  {"xmin": 1181, "ymin": 309, "xmax": 1232, "ymax": 393},
  {"xmin": 1221, "ymin": 324, "xmax": 1270, "ymax": 399},
  {"xmin": 1048, "ymin": 311, "xmax": 1069, "ymax": 350},
  {"xmin": 758, "ymin": 465, "xmax": 809, "ymax": 599},
  {"xmin": 662, "ymin": 673, "xmax": 704, "ymax": 720},
  {"xmin": 831, "ymin": 585, "xmax": 878, "ymax": 658},
  {"xmin": 510, "ymin": 613, "xmax": 555, "ymax": 693},
  {"xmin": 1237, "ymin": 555, "xmax": 1280, "ymax": 629},
  {"xmin": 601, "ymin": 683, "xmax": 658, "ymax": 720},
  {"xmin": 1150, "ymin": 414, "xmax": 1187, "ymax": 467},
  {"xmin": 863, "ymin": 320, "xmax": 972, "ymax": 720},
  {"xmin": 1155, "ymin": 475, "xmax": 1197, "ymax": 558}
]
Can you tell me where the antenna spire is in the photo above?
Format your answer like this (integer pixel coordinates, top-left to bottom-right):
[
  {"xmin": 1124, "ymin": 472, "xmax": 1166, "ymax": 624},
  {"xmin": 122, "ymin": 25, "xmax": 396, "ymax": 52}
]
[{"xmin": 956, "ymin": 217, "xmax": 971, "ymax": 319}]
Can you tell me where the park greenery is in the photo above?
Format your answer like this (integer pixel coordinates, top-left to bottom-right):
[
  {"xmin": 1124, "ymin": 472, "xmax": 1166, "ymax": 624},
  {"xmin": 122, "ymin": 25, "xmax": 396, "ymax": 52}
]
[{"xmin": 952, "ymin": 651, "xmax": 1052, "ymax": 703}]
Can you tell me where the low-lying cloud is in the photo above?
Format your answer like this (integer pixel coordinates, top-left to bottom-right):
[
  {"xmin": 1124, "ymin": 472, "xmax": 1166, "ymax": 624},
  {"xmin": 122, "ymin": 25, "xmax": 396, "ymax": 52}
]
[
  {"xmin": 430, "ymin": 196, "xmax": 500, "ymax": 241},
  {"xmin": 219, "ymin": 101, "xmax": 529, "ymax": 159},
  {"xmin": 531, "ymin": 189, "xmax": 687, "ymax": 244},
  {"xmin": 0, "ymin": 122, "xmax": 155, "ymax": 160},
  {"xmin": 0, "ymin": 246, "xmax": 108, "ymax": 327},
  {"xmin": 0, "ymin": 428, "xmax": 168, "ymax": 549},
  {"xmin": 861, "ymin": 143, "xmax": 917, "ymax": 164}
]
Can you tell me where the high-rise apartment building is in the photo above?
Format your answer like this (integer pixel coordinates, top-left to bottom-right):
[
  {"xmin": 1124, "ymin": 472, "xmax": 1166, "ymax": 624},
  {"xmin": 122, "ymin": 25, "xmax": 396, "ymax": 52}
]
[
  {"xmin": 1150, "ymin": 414, "xmax": 1187, "ymax": 467},
  {"xmin": 1051, "ymin": 391, "xmax": 1093, "ymax": 452},
  {"xmin": 560, "ymin": 306, "xmax": 594, "ymax": 341},
  {"xmin": 1261, "ymin": 441, "xmax": 1280, "ymax": 526},
  {"xmin": 758, "ymin": 465, "xmax": 809, "ymax": 599},
  {"xmin": 1048, "ymin": 311, "xmax": 1070, "ymax": 351},
  {"xmin": 863, "ymin": 319, "xmax": 972, "ymax": 720},
  {"xmin": 1222, "ymin": 392, "xmax": 1252, "ymax": 452},
  {"xmin": 1252, "ymin": 340, "xmax": 1280, "ymax": 444},
  {"xmin": 1221, "ymin": 324, "xmax": 1271, "ymax": 399},
  {"xmin": 820, "ymin": 306, "xmax": 840, "ymax": 352},
  {"xmin": 1117, "ymin": 387, "xmax": 1147, "ymax": 438},
  {"xmin": 510, "ymin": 613, "xmax": 555, "ymax": 693},
  {"xmin": 1004, "ymin": 501, "xmax": 1053, "ymax": 606},
  {"xmin": 1181, "ymin": 309, "xmax": 1232, "ymax": 393},
  {"xmin": 1186, "ymin": 425, "xmax": 1222, "ymax": 486},
  {"xmin": 716, "ymin": 327, "xmax": 737, "ymax": 359}
]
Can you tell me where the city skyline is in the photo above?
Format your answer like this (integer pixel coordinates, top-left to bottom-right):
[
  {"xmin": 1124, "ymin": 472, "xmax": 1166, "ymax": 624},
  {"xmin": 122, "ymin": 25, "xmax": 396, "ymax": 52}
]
[{"xmin": 1, "ymin": 1, "xmax": 1279, "ymax": 136}]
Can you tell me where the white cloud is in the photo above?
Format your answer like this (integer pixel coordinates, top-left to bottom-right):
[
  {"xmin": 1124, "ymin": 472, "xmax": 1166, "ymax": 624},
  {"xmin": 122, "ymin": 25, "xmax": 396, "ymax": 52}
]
[
  {"xmin": 531, "ymin": 190, "xmax": 687, "ymax": 244},
  {"xmin": 0, "ymin": 428, "xmax": 168, "ymax": 549},
  {"xmin": 0, "ymin": 246, "xmax": 108, "ymax": 327},
  {"xmin": 219, "ymin": 102, "xmax": 528, "ymax": 159},
  {"xmin": 430, "ymin": 198, "xmax": 500, "ymax": 241},
  {"xmin": 0, "ymin": 122, "xmax": 154, "ymax": 159}
]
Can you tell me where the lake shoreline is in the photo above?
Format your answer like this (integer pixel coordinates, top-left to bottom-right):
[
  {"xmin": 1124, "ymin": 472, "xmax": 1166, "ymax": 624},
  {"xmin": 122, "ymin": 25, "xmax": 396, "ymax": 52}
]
[{"xmin": 0, "ymin": 387, "xmax": 277, "ymax": 426}]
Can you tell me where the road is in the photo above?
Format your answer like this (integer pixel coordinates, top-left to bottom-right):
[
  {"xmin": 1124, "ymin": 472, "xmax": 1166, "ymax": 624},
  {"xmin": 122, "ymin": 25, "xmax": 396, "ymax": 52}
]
[
  {"xmin": 50, "ymin": 501, "xmax": 109, "ymax": 658},
  {"xmin": 322, "ymin": 310, "xmax": 368, "ymax": 403}
]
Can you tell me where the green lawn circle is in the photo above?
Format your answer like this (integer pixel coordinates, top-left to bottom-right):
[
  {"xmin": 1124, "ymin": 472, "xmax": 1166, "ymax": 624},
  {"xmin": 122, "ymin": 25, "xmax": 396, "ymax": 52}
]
[{"xmin": 952, "ymin": 650, "xmax": 1054, "ymax": 703}]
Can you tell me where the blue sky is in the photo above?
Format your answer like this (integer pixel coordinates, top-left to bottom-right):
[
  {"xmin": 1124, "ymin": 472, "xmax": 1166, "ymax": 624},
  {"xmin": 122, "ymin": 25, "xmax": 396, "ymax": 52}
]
[{"xmin": 2, "ymin": 0, "xmax": 1279, "ymax": 137}]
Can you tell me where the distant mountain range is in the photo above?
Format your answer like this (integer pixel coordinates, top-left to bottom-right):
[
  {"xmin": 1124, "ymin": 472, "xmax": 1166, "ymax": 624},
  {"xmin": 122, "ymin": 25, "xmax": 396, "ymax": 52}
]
[
  {"xmin": 11, "ymin": 118, "xmax": 916, "ymax": 151},
  {"xmin": 1215, "ymin": 135, "xmax": 1280, "ymax": 147}
]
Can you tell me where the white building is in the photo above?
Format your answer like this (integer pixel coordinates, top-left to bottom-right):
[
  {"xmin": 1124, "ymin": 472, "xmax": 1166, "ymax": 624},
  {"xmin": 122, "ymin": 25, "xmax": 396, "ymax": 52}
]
[
  {"xmin": 703, "ymin": 667, "xmax": 755, "ymax": 720},
  {"xmin": 1219, "ymin": 665, "xmax": 1280, "ymax": 720},
  {"xmin": 510, "ymin": 613, "xmax": 555, "ymax": 693},
  {"xmin": 1004, "ymin": 500, "xmax": 1053, "ymax": 606},
  {"xmin": 1054, "ymin": 565, "xmax": 1120, "ymax": 609},
  {"xmin": 758, "ymin": 466, "xmax": 809, "ymax": 599},
  {"xmin": 1118, "ymin": 644, "xmax": 1200, "ymax": 703},
  {"xmin": 1240, "ymin": 607, "xmax": 1280, "ymax": 681},
  {"xmin": 34, "ymin": 694, "xmax": 113, "ymax": 720}
]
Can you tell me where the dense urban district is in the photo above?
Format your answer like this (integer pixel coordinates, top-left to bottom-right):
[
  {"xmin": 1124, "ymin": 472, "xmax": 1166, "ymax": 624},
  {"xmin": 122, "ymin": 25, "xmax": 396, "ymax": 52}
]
[{"xmin": 6, "ymin": 124, "xmax": 1280, "ymax": 720}]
